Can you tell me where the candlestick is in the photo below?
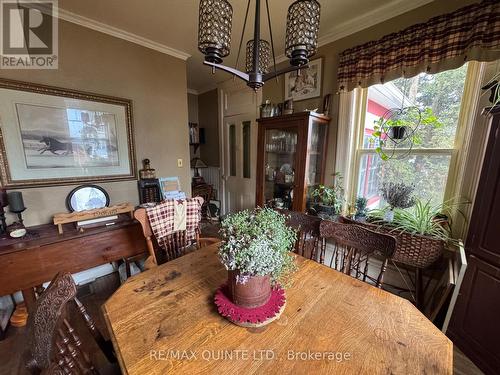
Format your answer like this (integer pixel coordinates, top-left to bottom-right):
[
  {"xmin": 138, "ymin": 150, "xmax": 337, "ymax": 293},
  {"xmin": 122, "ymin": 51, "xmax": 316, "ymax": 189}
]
[{"xmin": 8, "ymin": 191, "xmax": 26, "ymax": 213}]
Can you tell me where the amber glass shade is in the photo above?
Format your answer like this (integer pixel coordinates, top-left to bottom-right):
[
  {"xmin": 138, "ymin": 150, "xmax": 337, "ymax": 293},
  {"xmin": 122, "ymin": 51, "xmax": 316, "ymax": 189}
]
[
  {"xmin": 198, "ymin": 0, "xmax": 233, "ymax": 64},
  {"xmin": 285, "ymin": 0, "xmax": 321, "ymax": 66},
  {"xmin": 245, "ymin": 39, "xmax": 271, "ymax": 74}
]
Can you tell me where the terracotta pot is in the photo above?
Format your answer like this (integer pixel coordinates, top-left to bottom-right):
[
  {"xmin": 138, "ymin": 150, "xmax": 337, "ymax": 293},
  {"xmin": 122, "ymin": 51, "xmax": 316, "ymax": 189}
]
[{"xmin": 228, "ymin": 270, "xmax": 271, "ymax": 308}]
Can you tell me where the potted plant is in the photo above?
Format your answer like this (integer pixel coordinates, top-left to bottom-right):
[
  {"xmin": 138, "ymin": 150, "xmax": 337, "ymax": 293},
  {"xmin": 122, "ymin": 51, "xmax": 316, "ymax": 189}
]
[
  {"xmin": 371, "ymin": 107, "xmax": 442, "ymax": 160},
  {"xmin": 354, "ymin": 197, "xmax": 368, "ymax": 221},
  {"xmin": 218, "ymin": 208, "xmax": 297, "ymax": 308},
  {"xmin": 380, "ymin": 182, "xmax": 415, "ymax": 222},
  {"xmin": 367, "ymin": 198, "xmax": 468, "ymax": 268},
  {"xmin": 310, "ymin": 172, "xmax": 344, "ymax": 218}
]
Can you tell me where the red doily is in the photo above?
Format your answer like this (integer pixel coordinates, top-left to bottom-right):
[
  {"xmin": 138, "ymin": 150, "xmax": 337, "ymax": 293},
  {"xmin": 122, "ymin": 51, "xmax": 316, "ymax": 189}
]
[{"xmin": 214, "ymin": 284, "xmax": 286, "ymax": 325}]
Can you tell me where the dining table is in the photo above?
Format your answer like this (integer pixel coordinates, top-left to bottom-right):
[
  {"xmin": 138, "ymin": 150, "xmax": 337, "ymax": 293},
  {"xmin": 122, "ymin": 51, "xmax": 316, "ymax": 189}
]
[{"xmin": 102, "ymin": 243, "xmax": 453, "ymax": 374}]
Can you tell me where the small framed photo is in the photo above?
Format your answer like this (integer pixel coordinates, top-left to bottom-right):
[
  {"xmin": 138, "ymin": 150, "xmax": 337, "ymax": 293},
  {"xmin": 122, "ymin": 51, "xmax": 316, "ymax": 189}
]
[{"xmin": 284, "ymin": 58, "xmax": 322, "ymax": 101}]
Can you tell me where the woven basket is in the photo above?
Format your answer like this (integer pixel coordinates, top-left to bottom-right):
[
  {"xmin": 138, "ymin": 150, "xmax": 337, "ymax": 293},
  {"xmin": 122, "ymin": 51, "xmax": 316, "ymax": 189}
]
[{"xmin": 339, "ymin": 217, "xmax": 445, "ymax": 269}]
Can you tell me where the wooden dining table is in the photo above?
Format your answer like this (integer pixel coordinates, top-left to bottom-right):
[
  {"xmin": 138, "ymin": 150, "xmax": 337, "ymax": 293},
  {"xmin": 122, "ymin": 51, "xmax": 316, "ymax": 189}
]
[{"xmin": 103, "ymin": 243, "xmax": 452, "ymax": 374}]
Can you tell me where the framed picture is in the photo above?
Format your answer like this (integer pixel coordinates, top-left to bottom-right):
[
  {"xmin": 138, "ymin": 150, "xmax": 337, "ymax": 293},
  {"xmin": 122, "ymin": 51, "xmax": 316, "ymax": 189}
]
[
  {"xmin": 0, "ymin": 79, "xmax": 136, "ymax": 188},
  {"xmin": 284, "ymin": 58, "xmax": 322, "ymax": 101}
]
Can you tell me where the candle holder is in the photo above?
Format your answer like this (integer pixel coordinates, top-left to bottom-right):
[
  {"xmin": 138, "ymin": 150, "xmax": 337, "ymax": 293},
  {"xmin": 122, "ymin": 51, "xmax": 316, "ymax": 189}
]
[{"xmin": 7, "ymin": 191, "xmax": 26, "ymax": 226}]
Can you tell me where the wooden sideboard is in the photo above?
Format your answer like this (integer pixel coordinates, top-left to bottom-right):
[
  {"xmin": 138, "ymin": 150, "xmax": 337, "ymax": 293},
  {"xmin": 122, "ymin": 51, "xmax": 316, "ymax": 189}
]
[{"xmin": 0, "ymin": 216, "xmax": 146, "ymax": 312}]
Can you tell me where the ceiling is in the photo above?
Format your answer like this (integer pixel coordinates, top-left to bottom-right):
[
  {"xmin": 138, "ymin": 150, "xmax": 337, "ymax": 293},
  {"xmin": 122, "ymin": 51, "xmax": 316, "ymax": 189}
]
[{"xmin": 58, "ymin": 0, "xmax": 433, "ymax": 93}]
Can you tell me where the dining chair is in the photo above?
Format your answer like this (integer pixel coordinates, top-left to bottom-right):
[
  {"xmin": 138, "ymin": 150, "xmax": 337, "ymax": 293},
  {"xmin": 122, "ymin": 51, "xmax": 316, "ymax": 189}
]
[
  {"xmin": 280, "ymin": 209, "xmax": 322, "ymax": 260},
  {"xmin": 319, "ymin": 220, "xmax": 397, "ymax": 288},
  {"xmin": 23, "ymin": 272, "xmax": 116, "ymax": 374},
  {"xmin": 135, "ymin": 200, "xmax": 211, "ymax": 265}
]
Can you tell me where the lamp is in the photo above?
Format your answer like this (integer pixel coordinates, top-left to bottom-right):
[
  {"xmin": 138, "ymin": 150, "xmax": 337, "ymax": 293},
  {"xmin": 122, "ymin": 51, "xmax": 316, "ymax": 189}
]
[
  {"xmin": 198, "ymin": 0, "xmax": 321, "ymax": 91},
  {"xmin": 191, "ymin": 157, "xmax": 208, "ymax": 185}
]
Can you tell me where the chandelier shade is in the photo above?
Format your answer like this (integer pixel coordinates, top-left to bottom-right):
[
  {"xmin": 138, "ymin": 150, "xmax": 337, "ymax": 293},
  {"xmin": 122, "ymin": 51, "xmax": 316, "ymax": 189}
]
[
  {"xmin": 198, "ymin": 0, "xmax": 233, "ymax": 64},
  {"xmin": 245, "ymin": 39, "xmax": 271, "ymax": 74},
  {"xmin": 285, "ymin": 0, "xmax": 321, "ymax": 66}
]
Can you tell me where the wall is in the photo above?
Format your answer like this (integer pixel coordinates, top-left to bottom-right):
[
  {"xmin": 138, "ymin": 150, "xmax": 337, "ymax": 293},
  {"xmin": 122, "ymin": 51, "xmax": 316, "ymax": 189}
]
[
  {"xmin": 1, "ymin": 20, "xmax": 191, "ymax": 226},
  {"xmin": 262, "ymin": 0, "xmax": 477, "ymax": 179},
  {"xmin": 198, "ymin": 89, "xmax": 220, "ymax": 167}
]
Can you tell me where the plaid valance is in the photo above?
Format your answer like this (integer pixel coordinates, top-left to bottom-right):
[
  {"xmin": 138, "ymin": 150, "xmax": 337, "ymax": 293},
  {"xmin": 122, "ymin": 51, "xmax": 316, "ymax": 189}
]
[{"xmin": 337, "ymin": 0, "xmax": 500, "ymax": 92}]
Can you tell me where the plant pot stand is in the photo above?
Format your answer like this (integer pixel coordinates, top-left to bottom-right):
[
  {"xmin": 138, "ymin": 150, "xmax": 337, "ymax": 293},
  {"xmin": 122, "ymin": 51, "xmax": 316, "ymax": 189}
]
[{"xmin": 214, "ymin": 284, "xmax": 286, "ymax": 328}]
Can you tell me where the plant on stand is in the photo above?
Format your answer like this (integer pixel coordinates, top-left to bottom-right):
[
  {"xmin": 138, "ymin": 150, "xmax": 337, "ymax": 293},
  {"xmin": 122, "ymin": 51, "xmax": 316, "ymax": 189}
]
[
  {"xmin": 218, "ymin": 208, "xmax": 297, "ymax": 308},
  {"xmin": 310, "ymin": 172, "xmax": 344, "ymax": 219},
  {"xmin": 379, "ymin": 182, "xmax": 415, "ymax": 222}
]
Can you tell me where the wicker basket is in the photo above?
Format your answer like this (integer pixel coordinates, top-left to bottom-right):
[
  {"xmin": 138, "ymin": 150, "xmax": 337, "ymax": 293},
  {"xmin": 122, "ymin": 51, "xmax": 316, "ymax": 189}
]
[{"xmin": 339, "ymin": 217, "xmax": 445, "ymax": 269}]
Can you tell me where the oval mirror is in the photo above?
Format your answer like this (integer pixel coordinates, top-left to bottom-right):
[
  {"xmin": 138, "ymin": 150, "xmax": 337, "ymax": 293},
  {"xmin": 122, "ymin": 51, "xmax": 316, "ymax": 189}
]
[{"xmin": 66, "ymin": 184, "xmax": 110, "ymax": 212}]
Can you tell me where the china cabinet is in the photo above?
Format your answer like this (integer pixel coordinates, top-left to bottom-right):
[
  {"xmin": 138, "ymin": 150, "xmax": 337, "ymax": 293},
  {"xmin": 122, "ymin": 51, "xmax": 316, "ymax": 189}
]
[{"xmin": 256, "ymin": 111, "xmax": 330, "ymax": 212}]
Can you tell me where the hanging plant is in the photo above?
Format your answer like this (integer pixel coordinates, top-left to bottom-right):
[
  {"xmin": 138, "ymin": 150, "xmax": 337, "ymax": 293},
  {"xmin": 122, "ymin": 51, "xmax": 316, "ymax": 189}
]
[{"xmin": 370, "ymin": 107, "xmax": 442, "ymax": 161}]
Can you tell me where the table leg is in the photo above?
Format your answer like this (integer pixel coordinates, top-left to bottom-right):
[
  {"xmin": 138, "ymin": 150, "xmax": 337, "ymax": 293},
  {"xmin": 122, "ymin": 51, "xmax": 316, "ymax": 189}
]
[{"xmin": 22, "ymin": 287, "xmax": 36, "ymax": 314}]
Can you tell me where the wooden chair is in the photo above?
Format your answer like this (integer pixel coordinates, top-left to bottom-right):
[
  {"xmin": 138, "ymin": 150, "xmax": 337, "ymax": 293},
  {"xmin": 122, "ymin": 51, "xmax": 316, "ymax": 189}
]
[
  {"xmin": 198, "ymin": 237, "xmax": 221, "ymax": 249},
  {"xmin": 134, "ymin": 207, "xmax": 209, "ymax": 265},
  {"xmin": 23, "ymin": 272, "xmax": 116, "ymax": 374},
  {"xmin": 319, "ymin": 220, "xmax": 397, "ymax": 288},
  {"xmin": 280, "ymin": 209, "xmax": 322, "ymax": 260}
]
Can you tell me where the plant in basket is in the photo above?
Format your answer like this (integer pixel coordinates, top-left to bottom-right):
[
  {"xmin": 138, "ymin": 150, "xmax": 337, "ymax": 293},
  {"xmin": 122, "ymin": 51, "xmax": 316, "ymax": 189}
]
[{"xmin": 218, "ymin": 208, "xmax": 297, "ymax": 308}]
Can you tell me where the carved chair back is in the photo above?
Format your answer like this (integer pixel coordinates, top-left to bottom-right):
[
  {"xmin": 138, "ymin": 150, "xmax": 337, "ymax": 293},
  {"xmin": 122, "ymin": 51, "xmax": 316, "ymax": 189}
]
[
  {"xmin": 135, "ymin": 206, "xmax": 203, "ymax": 264},
  {"xmin": 280, "ymin": 210, "xmax": 322, "ymax": 260},
  {"xmin": 319, "ymin": 220, "xmax": 397, "ymax": 288},
  {"xmin": 23, "ymin": 272, "xmax": 115, "ymax": 374}
]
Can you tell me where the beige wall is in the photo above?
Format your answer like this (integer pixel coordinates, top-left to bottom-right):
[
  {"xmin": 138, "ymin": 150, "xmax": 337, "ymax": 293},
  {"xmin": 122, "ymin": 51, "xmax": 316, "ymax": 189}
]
[
  {"xmin": 1, "ymin": 20, "xmax": 191, "ymax": 226},
  {"xmin": 198, "ymin": 89, "xmax": 220, "ymax": 167},
  {"xmin": 263, "ymin": 0, "xmax": 477, "ymax": 179}
]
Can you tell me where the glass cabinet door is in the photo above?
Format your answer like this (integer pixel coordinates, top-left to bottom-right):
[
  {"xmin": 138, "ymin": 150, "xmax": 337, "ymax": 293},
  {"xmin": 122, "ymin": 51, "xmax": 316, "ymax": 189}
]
[
  {"xmin": 305, "ymin": 120, "xmax": 328, "ymax": 208},
  {"xmin": 263, "ymin": 128, "xmax": 298, "ymax": 209}
]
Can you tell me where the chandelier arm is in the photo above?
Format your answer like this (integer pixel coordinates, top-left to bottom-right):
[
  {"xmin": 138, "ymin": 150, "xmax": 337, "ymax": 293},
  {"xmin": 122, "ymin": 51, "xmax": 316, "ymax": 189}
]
[
  {"xmin": 203, "ymin": 61, "xmax": 250, "ymax": 82},
  {"xmin": 265, "ymin": 0, "xmax": 278, "ymax": 83},
  {"xmin": 252, "ymin": 0, "xmax": 261, "ymax": 75},
  {"xmin": 235, "ymin": 0, "xmax": 252, "ymax": 73},
  {"xmin": 262, "ymin": 64, "xmax": 309, "ymax": 82}
]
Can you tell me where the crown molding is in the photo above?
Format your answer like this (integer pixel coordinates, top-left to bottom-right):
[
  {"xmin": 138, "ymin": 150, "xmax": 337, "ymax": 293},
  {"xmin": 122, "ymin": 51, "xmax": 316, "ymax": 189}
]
[
  {"xmin": 187, "ymin": 88, "xmax": 199, "ymax": 95},
  {"xmin": 275, "ymin": 0, "xmax": 434, "ymax": 63},
  {"xmin": 57, "ymin": 8, "xmax": 191, "ymax": 61}
]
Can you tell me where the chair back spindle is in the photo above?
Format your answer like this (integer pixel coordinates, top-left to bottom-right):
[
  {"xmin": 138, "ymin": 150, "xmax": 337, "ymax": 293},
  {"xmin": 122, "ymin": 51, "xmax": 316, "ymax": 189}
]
[{"xmin": 319, "ymin": 221, "xmax": 397, "ymax": 288}]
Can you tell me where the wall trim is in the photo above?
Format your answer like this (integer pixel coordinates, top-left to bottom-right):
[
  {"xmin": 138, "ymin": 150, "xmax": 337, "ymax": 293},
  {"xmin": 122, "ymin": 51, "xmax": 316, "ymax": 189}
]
[
  {"xmin": 275, "ymin": 0, "xmax": 434, "ymax": 64},
  {"xmin": 187, "ymin": 88, "xmax": 199, "ymax": 95},
  {"xmin": 57, "ymin": 8, "xmax": 191, "ymax": 61}
]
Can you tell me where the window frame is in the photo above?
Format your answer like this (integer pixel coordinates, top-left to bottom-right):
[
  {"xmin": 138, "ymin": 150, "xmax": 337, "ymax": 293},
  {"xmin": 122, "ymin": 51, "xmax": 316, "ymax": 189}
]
[{"xmin": 346, "ymin": 62, "xmax": 484, "ymax": 208}]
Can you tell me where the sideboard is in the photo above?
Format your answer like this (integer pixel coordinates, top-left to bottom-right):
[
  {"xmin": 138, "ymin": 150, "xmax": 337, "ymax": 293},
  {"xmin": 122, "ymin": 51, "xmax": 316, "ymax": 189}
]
[{"xmin": 0, "ymin": 217, "xmax": 146, "ymax": 313}]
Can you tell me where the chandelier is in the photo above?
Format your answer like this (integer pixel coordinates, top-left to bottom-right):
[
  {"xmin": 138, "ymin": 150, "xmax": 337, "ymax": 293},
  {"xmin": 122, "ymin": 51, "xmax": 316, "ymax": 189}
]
[{"xmin": 198, "ymin": 0, "xmax": 321, "ymax": 90}]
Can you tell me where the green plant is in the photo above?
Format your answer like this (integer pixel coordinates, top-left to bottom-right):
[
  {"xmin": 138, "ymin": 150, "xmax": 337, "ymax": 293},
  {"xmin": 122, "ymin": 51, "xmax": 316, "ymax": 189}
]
[
  {"xmin": 218, "ymin": 208, "xmax": 297, "ymax": 285},
  {"xmin": 368, "ymin": 198, "xmax": 468, "ymax": 243},
  {"xmin": 310, "ymin": 172, "xmax": 344, "ymax": 213},
  {"xmin": 354, "ymin": 197, "xmax": 368, "ymax": 217},
  {"xmin": 370, "ymin": 107, "xmax": 443, "ymax": 160}
]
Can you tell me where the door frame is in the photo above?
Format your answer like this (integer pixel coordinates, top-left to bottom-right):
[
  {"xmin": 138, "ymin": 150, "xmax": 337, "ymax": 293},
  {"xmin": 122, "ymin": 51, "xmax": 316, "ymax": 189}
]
[{"xmin": 218, "ymin": 79, "xmax": 261, "ymax": 214}]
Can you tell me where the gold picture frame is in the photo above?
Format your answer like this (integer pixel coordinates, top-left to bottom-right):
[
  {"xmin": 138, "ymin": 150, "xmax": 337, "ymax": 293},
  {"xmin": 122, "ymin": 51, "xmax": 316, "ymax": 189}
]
[{"xmin": 0, "ymin": 78, "xmax": 136, "ymax": 188}]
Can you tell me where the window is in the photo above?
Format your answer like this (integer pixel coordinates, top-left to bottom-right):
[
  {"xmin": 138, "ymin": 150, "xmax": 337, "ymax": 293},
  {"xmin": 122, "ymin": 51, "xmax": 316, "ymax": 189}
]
[{"xmin": 353, "ymin": 64, "xmax": 469, "ymax": 208}]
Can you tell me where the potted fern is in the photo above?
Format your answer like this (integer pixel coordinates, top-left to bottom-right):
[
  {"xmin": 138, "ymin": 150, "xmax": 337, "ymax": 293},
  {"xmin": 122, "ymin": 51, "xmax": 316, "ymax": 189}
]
[{"xmin": 218, "ymin": 208, "xmax": 297, "ymax": 308}]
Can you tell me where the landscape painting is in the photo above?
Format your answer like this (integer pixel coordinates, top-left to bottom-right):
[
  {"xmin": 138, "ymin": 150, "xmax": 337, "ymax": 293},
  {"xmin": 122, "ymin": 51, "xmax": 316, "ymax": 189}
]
[
  {"xmin": 0, "ymin": 79, "xmax": 136, "ymax": 188},
  {"xmin": 17, "ymin": 104, "xmax": 120, "ymax": 169}
]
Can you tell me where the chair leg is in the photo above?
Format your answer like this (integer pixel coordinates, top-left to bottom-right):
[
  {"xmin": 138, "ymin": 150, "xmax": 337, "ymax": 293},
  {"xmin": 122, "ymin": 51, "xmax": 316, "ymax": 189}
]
[{"xmin": 376, "ymin": 258, "xmax": 389, "ymax": 288}]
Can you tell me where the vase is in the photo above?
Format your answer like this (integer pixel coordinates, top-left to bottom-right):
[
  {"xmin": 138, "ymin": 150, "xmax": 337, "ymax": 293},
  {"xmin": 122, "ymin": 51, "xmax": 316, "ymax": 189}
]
[
  {"xmin": 384, "ymin": 209, "xmax": 395, "ymax": 222},
  {"xmin": 228, "ymin": 270, "xmax": 271, "ymax": 308},
  {"xmin": 389, "ymin": 126, "xmax": 407, "ymax": 140}
]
